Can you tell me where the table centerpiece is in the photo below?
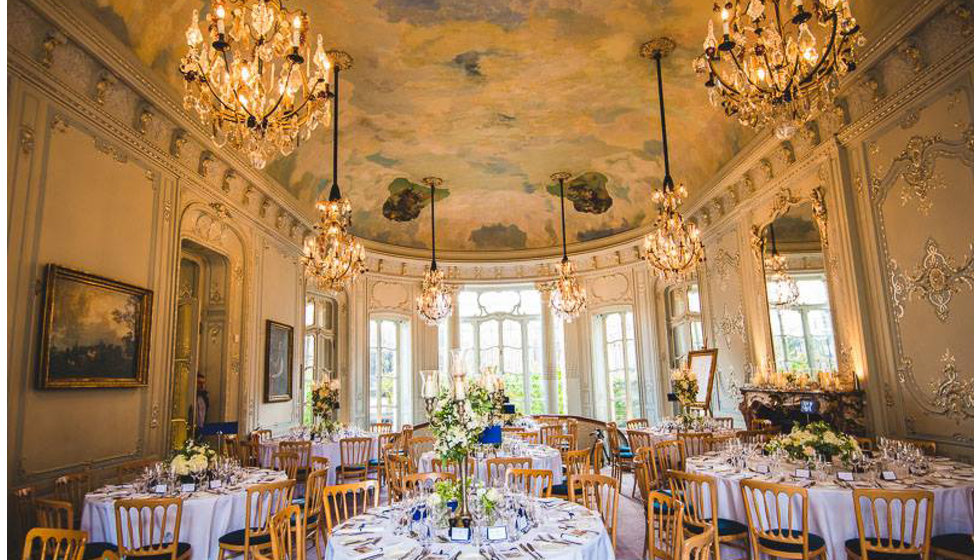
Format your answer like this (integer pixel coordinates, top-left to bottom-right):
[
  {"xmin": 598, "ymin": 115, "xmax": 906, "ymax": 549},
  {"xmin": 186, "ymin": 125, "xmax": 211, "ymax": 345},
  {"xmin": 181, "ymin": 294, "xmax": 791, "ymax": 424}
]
[
  {"xmin": 311, "ymin": 377, "xmax": 341, "ymax": 438},
  {"xmin": 670, "ymin": 366, "xmax": 700, "ymax": 429},
  {"xmin": 169, "ymin": 439, "xmax": 218, "ymax": 487},
  {"xmin": 764, "ymin": 421, "xmax": 861, "ymax": 467}
]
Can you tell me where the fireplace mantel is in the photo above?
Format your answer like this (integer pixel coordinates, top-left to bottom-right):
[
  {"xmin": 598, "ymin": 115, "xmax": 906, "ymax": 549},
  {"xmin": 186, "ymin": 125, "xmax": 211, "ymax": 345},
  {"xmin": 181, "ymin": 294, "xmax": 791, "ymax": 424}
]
[{"xmin": 739, "ymin": 387, "xmax": 867, "ymax": 435}]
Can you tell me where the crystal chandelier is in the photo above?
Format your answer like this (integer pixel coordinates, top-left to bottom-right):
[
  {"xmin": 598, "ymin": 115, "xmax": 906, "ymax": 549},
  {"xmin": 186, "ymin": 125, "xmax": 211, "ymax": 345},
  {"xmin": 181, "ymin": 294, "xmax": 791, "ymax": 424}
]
[
  {"xmin": 416, "ymin": 177, "xmax": 454, "ymax": 326},
  {"xmin": 549, "ymin": 172, "xmax": 587, "ymax": 322},
  {"xmin": 693, "ymin": 0, "xmax": 864, "ymax": 139},
  {"xmin": 764, "ymin": 223, "xmax": 800, "ymax": 307},
  {"xmin": 302, "ymin": 53, "xmax": 366, "ymax": 293},
  {"xmin": 640, "ymin": 38, "xmax": 705, "ymax": 282},
  {"xmin": 179, "ymin": 0, "xmax": 334, "ymax": 169}
]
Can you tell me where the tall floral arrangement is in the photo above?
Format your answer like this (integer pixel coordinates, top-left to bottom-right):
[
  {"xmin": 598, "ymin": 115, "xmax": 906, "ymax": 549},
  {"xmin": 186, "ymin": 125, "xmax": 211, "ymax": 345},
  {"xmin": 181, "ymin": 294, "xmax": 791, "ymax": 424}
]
[
  {"xmin": 429, "ymin": 380, "xmax": 501, "ymax": 464},
  {"xmin": 671, "ymin": 367, "xmax": 699, "ymax": 406},
  {"xmin": 311, "ymin": 378, "xmax": 341, "ymax": 434},
  {"xmin": 170, "ymin": 439, "xmax": 216, "ymax": 478},
  {"xmin": 764, "ymin": 421, "xmax": 860, "ymax": 463}
]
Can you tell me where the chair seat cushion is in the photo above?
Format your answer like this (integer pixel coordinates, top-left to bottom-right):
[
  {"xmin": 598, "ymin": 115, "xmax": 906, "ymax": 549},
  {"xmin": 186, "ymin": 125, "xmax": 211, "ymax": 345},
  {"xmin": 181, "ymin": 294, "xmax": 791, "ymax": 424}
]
[
  {"xmin": 219, "ymin": 528, "xmax": 271, "ymax": 547},
  {"xmin": 82, "ymin": 543, "xmax": 118, "ymax": 560},
  {"xmin": 619, "ymin": 446, "xmax": 632, "ymax": 453},
  {"xmin": 844, "ymin": 538, "xmax": 919, "ymax": 560},
  {"xmin": 129, "ymin": 542, "xmax": 192, "ymax": 560},
  {"xmin": 550, "ymin": 483, "xmax": 580, "ymax": 497},
  {"xmin": 686, "ymin": 518, "xmax": 747, "ymax": 537},
  {"xmin": 619, "ymin": 451, "xmax": 634, "ymax": 459},
  {"xmin": 338, "ymin": 465, "xmax": 367, "ymax": 472},
  {"xmin": 368, "ymin": 458, "xmax": 383, "ymax": 466},
  {"xmin": 758, "ymin": 530, "xmax": 826, "ymax": 553},
  {"xmin": 931, "ymin": 533, "xmax": 972, "ymax": 555}
]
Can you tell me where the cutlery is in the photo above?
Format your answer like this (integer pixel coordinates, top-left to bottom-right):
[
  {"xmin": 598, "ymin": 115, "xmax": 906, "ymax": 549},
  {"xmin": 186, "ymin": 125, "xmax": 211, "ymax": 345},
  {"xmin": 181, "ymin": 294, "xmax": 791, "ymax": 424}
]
[{"xmin": 526, "ymin": 543, "xmax": 545, "ymax": 558}]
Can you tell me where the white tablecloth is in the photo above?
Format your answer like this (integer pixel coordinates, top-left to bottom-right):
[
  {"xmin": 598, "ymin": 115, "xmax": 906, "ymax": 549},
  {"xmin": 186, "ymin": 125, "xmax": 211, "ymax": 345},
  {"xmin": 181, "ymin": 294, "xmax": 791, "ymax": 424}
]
[
  {"xmin": 326, "ymin": 498, "xmax": 614, "ymax": 560},
  {"xmin": 418, "ymin": 447, "xmax": 564, "ymax": 485},
  {"xmin": 259, "ymin": 434, "xmax": 380, "ymax": 484},
  {"xmin": 687, "ymin": 454, "xmax": 974, "ymax": 560},
  {"xmin": 80, "ymin": 469, "xmax": 286, "ymax": 560}
]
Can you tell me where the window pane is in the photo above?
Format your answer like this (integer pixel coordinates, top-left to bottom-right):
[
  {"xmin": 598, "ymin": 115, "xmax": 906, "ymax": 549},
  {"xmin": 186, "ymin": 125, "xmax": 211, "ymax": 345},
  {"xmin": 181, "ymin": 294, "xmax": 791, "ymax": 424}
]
[
  {"xmin": 305, "ymin": 301, "xmax": 315, "ymax": 326},
  {"xmin": 687, "ymin": 285, "xmax": 701, "ymax": 313},
  {"xmin": 519, "ymin": 290, "xmax": 542, "ymax": 315},
  {"xmin": 480, "ymin": 346, "xmax": 500, "ymax": 370},
  {"xmin": 777, "ymin": 310, "xmax": 805, "ymax": 337},
  {"xmin": 610, "ymin": 369, "xmax": 627, "ymax": 423},
  {"xmin": 669, "ymin": 289, "xmax": 685, "ymax": 318},
  {"xmin": 479, "ymin": 290, "xmax": 520, "ymax": 314},
  {"xmin": 604, "ymin": 314, "xmax": 622, "ymax": 341},
  {"xmin": 807, "ymin": 309, "xmax": 834, "ymax": 336},
  {"xmin": 527, "ymin": 372, "xmax": 545, "ymax": 415},
  {"xmin": 607, "ymin": 341, "xmax": 624, "ymax": 370},
  {"xmin": 527, "ymin": 320, "xmax": 542, "ymax": 373},
  {"xmin": 304, "ymin": 335, "xmax": 316, "ymax": 367},
  {"xmin": 626, "ymin": 339, "xmax": 637, "ymax": 371},
  {"xmin": 503, "ymin": 347, "xmax": 523, "ymax": 373},
  {"xmin": 797, "ymin": 277, "xmax": 829, "ymax": 305},
  {"xmin": 369, "ymin": 321, "xmax": 378, "ymax": 347},
  {"xmin": 690, "ymin": 321, "xmax": 704, "ymax": 350},
  {"xmin": 381, "ymin": 320, "xmax": 397, "ymax": 348},
  {"xmin": 461, "ymin": 323, "xmax": 475, "ymax": 353},
  {"xmin": 502, "ymin": 320, "xmax": 522, "ymax": 347},
  {"xmin": 503, "ymin": 372, "xmax": 526, "ymax": 413},
  {"xmin": 459, "ymin": 291, "xmax": 480, "ymax": 317},
  {"xmin": 479, "ymin": 320, "xmax": 499, "ymax": 345},
  {"xmin": 381, "ymin": 349, "xmax": 396, "ymax": 375},
  {"xmin": 625, "ymin": 312, "xmax": 634, "ymax": 341}
]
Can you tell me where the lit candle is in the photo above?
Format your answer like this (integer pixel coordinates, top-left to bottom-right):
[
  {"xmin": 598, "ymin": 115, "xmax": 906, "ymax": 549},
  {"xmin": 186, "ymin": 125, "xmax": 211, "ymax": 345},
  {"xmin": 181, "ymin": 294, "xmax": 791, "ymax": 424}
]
[
  {"xmin": 292, "ymin": 16, "xmax": 302, "ymax": 48},
  {"xmin": 215, "ymin": 4, "xmax": 226, "ymax": 34}
]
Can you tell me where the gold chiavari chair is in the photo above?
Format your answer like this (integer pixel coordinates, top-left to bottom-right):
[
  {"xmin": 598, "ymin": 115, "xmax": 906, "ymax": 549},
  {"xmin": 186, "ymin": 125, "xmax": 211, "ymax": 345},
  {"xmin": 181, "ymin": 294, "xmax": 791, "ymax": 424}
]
[
  {"xmin": 736, "ymin": 429, "xmax": 777, "ymax": 446},
  {"xmin": 321, "ymin": 481, "xmax": 380, "ymax": 535},
  {"xmin": 846, "ymin": 489, "xmax": 934, "ymax": 560},
  {"xmin": 899, "ymin": 438, "xmax": 938, "ymax": 456},
  {"xmin": 668, "ymin": 470, "xmax": 748, "ymax": 560},
  {"xmin": 279, "ymin": 441, "xmax": 313, "ymax": 481},
  {"xmin": 678, "ymin": 432, "xmax": 713, "ymax": 458},
  {"xmin": 430, "ymin": 457, "xmax": 477, "ymax": 480},
  {"xmin": 680, "ymin": 528, "xmax": 716, "ymax": 560},
  {"xmin": 651, "ymin": 441, "xmax": 685, "ymax": 491},
  {"xmin": 634, "ymin": 447, "xmax": 656, "ymax": 504},
  {"xmin": 21, "ymin": 528, "xmax": 88, "ymax": 560},
  {"xmin": 373, "ymin": 432, "xmax": 401, "ymax": 489},
  {"xmin": 563, "ymin": 419, "xmax": 579, "ymax": 449},
  {"xmin": 55, "ymin": 473, "xmax": 90, "ymax": 528},
  {"xmin": 311, "ymin": 456, "xmax": 331, "ymax": 472},
  {"xmin": 337, "ymin": 437, "xmax": 372, "ymax": 483},
  {"xmin": 301, "ymin": 469, "xmax": 328, "ymax": 559},
  {"xmin": 274, "ymin": 452, "xmax": 300, "ymax": 481},
  {"xmin": 627, "ymin": 430, "xmax": 657, "ymax": 455},
  {"xmin": 385, "ymin": 453, "xmax": 413, "ymax": 503},
  {"xmin": 12, "ymin": 485, "xmax": 37, "ymax": 552},
  {"xmin": 547, "ymin": 434, "xmax": 574, "ymax": 460},
  {"xmin": 626, "ymin": 418, "xmax": 650, "ymax": 430},
  {"xmin": 370, "ymin": 422, "xmax": 393, "ymax": 434},
  {"xmin": 486, "ymin": 457, "xmax": 531, "ymax": 488},
  {"xmin": 36, "ymin": 499, "xmax": 73, "ymax": 530},
  {"xmin": 260, "ymin": 505, "xmax": 303, "ymax": 560},
  {"xmin": 605, "ymin": 422, "xmax": 634, "ymax": 487},
  {"xmin": 501, "ymin": 426, "xmax": 525, "ymax": 435},
  {"xmin": 115, "ymin": 459, "xmax": 157, "ymax": 485},
  {"xmin": 647, "ymin": 490, "xmax": 683, "ymax": 560},
  {"xmin": 749, "ymin": 419, "xmax": 772, "ymax": 431},
  {"xmin": 398, "ymin": 426, "xmax": 414, "ymax": 454},
  {"xmin": 402, "ymin": 472, "xmax": 456, "ymax": 498},
  {"xmin": 253, "ymin": 429, "xmax": 273, "ymax": 442},
  {"xmin": 552, "ymin": 448, "xmax": 592, "ymax": 500},
  {"xmin": 740, "ymin": 479, "xmax": 827, "ymax": 560},
  {"xmin": 222, "ymin": 435, "xmax": 240, "ymax": 459},
  {"xmin": 539, "ymin": 424, "xmax": 563, "ymax": 448},
  {"xmin": 506, "ymin": 469, "xmax": 553, "ymax": 498},
  {"xmin": 591, "ymin": 440, "xmax": 606, "ymax": 475},
  {"xmin": 239, "ymin": 441, "xmax": 259, "ymax": 468},
  {"xmin": 713, "ymin": 417, "xmax": 735, "ymax": 430},
  {"xmin": 407, "ymin": 437, "xmax": 434, "ymax": 468},
  {"xmin": 514, "ymin": 431, "xmax": 539, "ymax": 444},
  {"xmin": 569, "ymin": 474, "xmax": 620, "ymax": 550},
  {"xmin": 114, "ymin": 498, "xmax": 191, "ymax": 559},
  {"xmin": 706, "ymin": 434, "xmax": 737, "ymax": 453},
  {"xmin": 217, "ymin": 479, "xmax": 295, "ymax": 560}
]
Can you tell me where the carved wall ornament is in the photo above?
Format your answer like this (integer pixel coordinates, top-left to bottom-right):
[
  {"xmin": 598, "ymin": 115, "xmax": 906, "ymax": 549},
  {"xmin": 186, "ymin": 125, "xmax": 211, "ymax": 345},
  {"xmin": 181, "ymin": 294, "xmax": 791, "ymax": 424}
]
[
  {"xmin": 712, "ymin": 247, "xmax": 740, "ymax": 286},
  {"xmin": 150, "ymin": 404, "xmax": 159, "ymax": 429},
  {"xmin": 94, "ymin": 70, "xmax": 116, "ymax": 106},
  {"xmin": 208, "ymin": 201, "xmax": 233, "ymax": 220},
  {"xmin": 222, "ymin": 170, "xmax": 237, "ymax": 193},
  {"xmin": 801, "ymin": 121, "xmax": 819, "ymax": 146},
  {"xmin": 242, "ymin": 186, "xmax": 255, "ymax": 206},
  {"xmin": 778, "ymin": 142, "xmax": 795, "ymax": 165},
  {"xmin": 136, "ymin": 106, "xmax": 153, "ymax": 136},
  {"xmin": 94, "ymin": 137, "xmax": 128, "ymax": 164},
  {"xmin": 740, "ymin": 173, "xmax": 754, "ymax": 194},
  {"xmin": 40, "ymin": 30, "xmax": 66, "ymax": 68},
  {"xmin": 769, "ymin": 187, "xmax": 802, "ymax": 220},
  {"xmin": 259, "ymin": 197, "xmax": 272, "ymax": 218},
  {"xmin": 276, "ymin": 209, "xmax": 287, "ymax": 230},
  {"xmin": 889, "ymin": 238, "xmax": 973, "ymax": 322},
  {"xmin": 171, "ymin": 129, "xmax": 188, "ymax": 158},
  {"xmin": 900, "ymin": 108, "xmax": 921, "ymax": 129},
  {"xmin": 872, "ymin": 127, "xmax": 973, "ymax": 214},
  {"xmin": 163, "ymin": 200, "xmax": 173, "ymax": 223},
  {"xmin": 714, "ymin": 304, "xmax": 746, "ymax": 351},
  {"xmin": 930, "ymin": 349, "xmax": 973, "ymax": 422},
  {"xmin": 899, "ymin": 40, "xmax": 924, "ymax": 72},
  {"xmin": 19, "ymin": 126, "xmax": 35, "ymax": 154},
  {"xmin": 199, "ymin": 151, "xmax": 215, "ymax": 177},
  {"xmin": 758, "ymin": 159, "xmax": 774, "ymax": 180},
  {"xmin": 51, "ymin": 114, "xmax": 69, "ymax": 133},
  {"xmin": 809, "ymin": 187, "xmax": 829, "ymax": 247}
]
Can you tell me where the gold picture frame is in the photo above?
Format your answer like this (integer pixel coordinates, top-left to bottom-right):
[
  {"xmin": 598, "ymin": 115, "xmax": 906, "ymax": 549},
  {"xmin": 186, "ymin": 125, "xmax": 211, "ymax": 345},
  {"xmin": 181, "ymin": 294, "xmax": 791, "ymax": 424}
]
[
  {"xmin": 37, "ymin": 264, "xmax": 153, "ymax": 389},
  {"xmin": 686, "ymin": 348, "xmax": 719, "ymax": 414},
  {"xmin": 264, "ymin": 320, "xmax": 293, "ymax": 403}
]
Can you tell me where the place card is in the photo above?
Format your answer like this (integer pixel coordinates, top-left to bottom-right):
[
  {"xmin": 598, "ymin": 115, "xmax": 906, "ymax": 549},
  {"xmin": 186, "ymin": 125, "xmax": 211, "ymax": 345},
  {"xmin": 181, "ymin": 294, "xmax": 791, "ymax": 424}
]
[
  {"xmin": 209, "ymin": 480, "xmax": 223, "ymax": 489},
  {"xmin": 180, "ymin": 483, "xmax": 197, "ymax": 493},
  {"xmin": 880, "ymin": 470, "xmax": 897, "ymax": 481},
  {"xmin": 449, "ymin": 526, "xmax": 471, "ymax": 542},
  {"xmin": 836, "ymin": 472, "xmax": 855, "ymax": 482},
  {"xmin": 487, "ymin": 525, "xmax": 508, "ymax": 542},
  {"xmin": 751, "ymin": 464, "xmax": 770, "ymax": 474},
  {"xmin": 152, "ymin": 484, "xmax": 168, "ymax": 494},
  {"xmin": 794, "ymin": 469, "xmax": 811, "ymax": 479}
]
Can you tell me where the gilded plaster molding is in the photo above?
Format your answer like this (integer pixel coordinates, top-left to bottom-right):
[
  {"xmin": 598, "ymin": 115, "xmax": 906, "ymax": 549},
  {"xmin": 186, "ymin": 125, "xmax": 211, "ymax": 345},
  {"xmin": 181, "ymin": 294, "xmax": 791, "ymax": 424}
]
[
  {"xmin": 897, "ymin": 349, "xmax": 974, "ymax": 425},
  {"xmin": 713, "ymin": 304, "xmax": 746, "ymax": 351},
  {"xmin": 888, "ymin": 238, "xmax": 973, "ymax": 322}
]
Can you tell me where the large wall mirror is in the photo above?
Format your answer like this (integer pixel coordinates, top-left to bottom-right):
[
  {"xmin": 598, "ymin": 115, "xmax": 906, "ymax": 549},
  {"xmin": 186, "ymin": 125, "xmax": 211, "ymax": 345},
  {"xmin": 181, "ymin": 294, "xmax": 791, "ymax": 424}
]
[{"xmin": 754, "ymin": 189, "xmax": 838, "ymax": 382}]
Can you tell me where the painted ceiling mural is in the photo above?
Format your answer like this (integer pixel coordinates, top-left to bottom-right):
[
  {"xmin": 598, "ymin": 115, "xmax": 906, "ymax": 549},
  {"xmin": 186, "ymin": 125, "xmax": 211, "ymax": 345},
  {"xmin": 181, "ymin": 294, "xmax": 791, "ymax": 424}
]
[{"xmin": 81, "ymin": 0, "xmax": 908, "ymax": 253}]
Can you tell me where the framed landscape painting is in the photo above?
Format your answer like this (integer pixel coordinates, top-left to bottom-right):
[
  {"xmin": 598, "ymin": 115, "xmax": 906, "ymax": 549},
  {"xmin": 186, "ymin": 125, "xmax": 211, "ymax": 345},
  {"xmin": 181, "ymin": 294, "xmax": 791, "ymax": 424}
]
[
  {"xmin": 37, "ymin": 264, "xmax": 153, "ymax": 388},
  {"xmin": 264, "ymin": 320, "xmax": 293, "ymax": 402}
]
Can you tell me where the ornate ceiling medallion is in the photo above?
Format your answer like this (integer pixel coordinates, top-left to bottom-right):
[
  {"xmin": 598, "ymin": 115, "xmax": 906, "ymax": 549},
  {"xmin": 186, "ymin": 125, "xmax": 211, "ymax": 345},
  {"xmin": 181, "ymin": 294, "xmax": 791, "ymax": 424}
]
[
  {"xmin": 548, "ymin": 172, "xmax": 587, "ymax": 322},
  {"xmin": 639, "ymin": 38, "xmax": 705, "ymax": 282},
  {"xmin": 693, "ymin": 0, "xmax": 865, "ymax": 139},
  {"xmin": 180, "ymin": 0, "xmax": 334, "ymax": 169},
  {"xmin": 416, "ymin": 177, "xmax": 454, "ymax": 326}
]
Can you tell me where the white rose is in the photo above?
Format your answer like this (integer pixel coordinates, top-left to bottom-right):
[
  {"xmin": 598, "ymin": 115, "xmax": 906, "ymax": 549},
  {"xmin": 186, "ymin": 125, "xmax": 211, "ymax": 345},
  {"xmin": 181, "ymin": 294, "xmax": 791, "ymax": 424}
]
[
  {"xmin": 486, "ymin": 488, "xmax": 500, "ymax": 502},
  {"xmin": 188, "ymin": 454, "xmax": 209, "ymax": 473},
  {"xmin": 170, "ymin": 455, "xmax": 190, "ymax": 476},
  {"xmin": 803, "ymin": 446, "xmax": 816, "ymax": 457}
]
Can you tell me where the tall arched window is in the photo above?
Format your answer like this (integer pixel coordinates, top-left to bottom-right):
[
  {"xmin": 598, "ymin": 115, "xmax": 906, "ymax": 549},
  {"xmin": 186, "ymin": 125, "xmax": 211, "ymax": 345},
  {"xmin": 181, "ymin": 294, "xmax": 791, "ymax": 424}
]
[
  {"xmin": 369, "ymin": 316, "xmax": 411, "ymax": 426},
  {"xmin": 593, "ymin": 309, "xmax": 640, "ymax": 423},
  {"xmin": 303, "ymin": 294, "xmax": 337, "ymax": 424}
]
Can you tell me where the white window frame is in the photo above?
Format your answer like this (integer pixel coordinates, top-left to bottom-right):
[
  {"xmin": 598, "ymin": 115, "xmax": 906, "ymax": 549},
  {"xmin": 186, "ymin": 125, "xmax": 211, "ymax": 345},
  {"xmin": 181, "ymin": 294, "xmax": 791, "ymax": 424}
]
[
  {"xmin": 769, "ymin": 271, "xmax": 837, "ymax": 373},
  {"xmin": 665, "ymin": 281, "xmax": 704, "ymax": 369},
  {"xmin": 369, "ymin": 315, "xmax": 410, "ymax": 425},
  {"xmin": 592, "ymin": 307, "xmax": 640, "ymax": 423},
  {"xmin": 303, "ymin": 294, "xmax": 337, "ymax": 423}
]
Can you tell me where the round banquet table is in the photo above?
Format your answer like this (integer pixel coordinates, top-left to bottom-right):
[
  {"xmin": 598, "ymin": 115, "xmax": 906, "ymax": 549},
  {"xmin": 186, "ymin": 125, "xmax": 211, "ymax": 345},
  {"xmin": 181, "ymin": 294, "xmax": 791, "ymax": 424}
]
[
  {"xmin": 81, "ymin": 468, "xmax": 286, "ymax": 560},
  {"xmin": 418, "ymin": 446, "xmax": 564, "ymax": 485},
  {"xmin": 259, "ymin": 433, "xmax": 380, "ymax": 484},
  {"xmin": 326, "ymin": 498, "xmax": 614, "ymax": 560},
  {"xmin": 686, "ymin": 453, "xmax": 974, "ymax": 560}
]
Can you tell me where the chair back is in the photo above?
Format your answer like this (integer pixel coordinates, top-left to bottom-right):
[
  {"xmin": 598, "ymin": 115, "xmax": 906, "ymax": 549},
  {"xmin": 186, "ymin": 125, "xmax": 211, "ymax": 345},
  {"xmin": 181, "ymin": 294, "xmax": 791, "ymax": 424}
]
[
  {"xmin": 627, "ymin": 430, "xmax": 656, "ymax": 454},
  {"xmin": 679, "ymin": 527, "xmax": 715, "ymax": 560},
  {"xmin": 539, "ymin": 425, "xmax": 563, "ymax": 447},
  {"xmin": 564, "ymin": 448, "xmax": 592, "ymax": 478},
  {"xmin": 274, "ymin": 451, "xmax": 300, "ymax": 480},
  {"xmin": 740, "ymin": 479, "xmax": 814, "ymax": 558},
  {"xmin": 36, "ymin": 498, "xmax": 74, "ymax": 530},
  {"xmin": 12, "ymin": 485, "xmax": 37, "ymax": 553},
  {"xmin": 514, "ymin": 431, "xmax": 538, "ymax": 444},
  {"xmin": 667, "ymin": 470, "xmax": 721, "ymax": 556},
  {"xmin": 242, "ymin": 480, "xmax": 296, "ymax": 551},
  {"xmin": 633, "ymin": 447, "xmax": 656, "ymax": 503},
  {"xmin": 430, "ymin": 457, "xmax": 476, "ymax": 480},
  {"xmin": 321, "ymin": 481, "xmax": 380, "ymax": 534},
  {"xmin": 339, "ymin": 437, "xmax": 372, "ymax": 479},
  {"xmin": 221, "ymin": 434, "xmax": 239, "ymax": 459},
  {"xmin": 116, "ymin": 459, "xmax": 157, "ymax": 484},
  {"xmin": 279, "ymin": 441, "xmax": 313, "ymax": 471},
  {"xmin": 626, "ymin": 418, "xmax": 649, "ymax": 430},
  {"xmin": 399, "ymin": 426, "xmax": 414, "ymax": 452},
  {"xmin": 311, "ymin": 456, "xmax": 331, "ymax": 471},
  {"xmin": 370, "ymin": 422, "xmax": 393, "ymax": 434},
  {"xmin": 713, "ymin": 417, "xmax": 735, "ymax": 430},
  {"xmin": 402, "ymin": 472, "xmax": 456, "ymax": 497},
  {"xmin": 505, "ymin": 469, "xmax": 553, "ymax": 498},
  {"xmin": 563, "ymin": 419, "xmax": 579, "ymax": 448},
  {"xmin": 851, "ymin": 489, "xmax": 934, "ymax": 560},
  {"xmin": 239, "ymin": 441, "xmax": 259, "ymax": 467},
  {"xmin": 303, "ymin": 469, "xmax": 328, "ymax": 526},
  {"xmin": 54, "ymin": 473, "xmax": 89, "ymax": 527},
  {"xmin": 386, "ymin": 453, "xmax": 413, "ymax": 502},
  {"xmin": 486, "ymin": 458, "xmax": 531, "ymax": 488},
  {"xmin": 677, "ymin": 432, "xmax": 713, "ymax": 458},
  {"xmin": 547, "ymin": 434, "xmax": 573, "ymax": 457},
  {"xmin": 736, "ymin": 429, "xmax": 777, "ymax": 446},
  {"xmin": 113, "ymin": 498, "xmax": 184, "ymax": 559},
  {"xmin": 591, "ymin": 440, "xmax": 605, "ymax": 474},
  {"xmin": 651, "ymin": 440, "xmax": 685, "ymax": 489},
  {"xmin": 749, "ymin": 419, "xmax": 771, "ymax": 431},
  {"xmin": 569, "ymin": 474, "xmax": 619, "ymax": 547},
  {"xmin": 705, "ymin": 434, "xmax": 736, "ymax": 452},
  {"xmin": 21, "ymin": 528, "xmax": 87, "ymax": 560},
  {"xmin": 407, "ymin": 437, "xmax": 434, "ymax": 465},
  {"xmin": 267, "ymin": 505, "xmax": 304, "ymax": 560},
  {"xmin": 647, "ymin": 490, "xmax": 683, "ymax": 560},
  {"xmin": 605, "ymin": 422, "xmax": 624, "ymax": 454},
  {"xmin": 377, "ymin": 433, "xmax": 400, "ymax": 459},
  {"xmin": 253, "ymin": 429, "xmax": 273, "ymax": 441}
]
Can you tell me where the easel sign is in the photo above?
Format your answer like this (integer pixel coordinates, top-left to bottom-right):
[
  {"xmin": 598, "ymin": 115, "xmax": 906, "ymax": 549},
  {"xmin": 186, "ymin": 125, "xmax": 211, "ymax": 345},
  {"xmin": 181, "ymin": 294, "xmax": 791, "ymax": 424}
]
[{"xmin": 687, "ymin": 349, "xmax": 719, "ymax": 411}]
